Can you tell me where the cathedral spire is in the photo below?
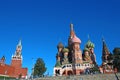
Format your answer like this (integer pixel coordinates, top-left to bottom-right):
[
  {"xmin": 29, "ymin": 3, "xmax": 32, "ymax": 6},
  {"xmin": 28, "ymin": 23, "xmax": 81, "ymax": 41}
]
[
  {"xmin": 102, "ymin": 38, "xmax": 110, "ymax": 62},
  {"xmin": 102, "ymin": 38, "xmax": 110, "ymax": 55},
  {"xmin": 70, "ymin": 23, "xmax": 75, "ymax": 38}
]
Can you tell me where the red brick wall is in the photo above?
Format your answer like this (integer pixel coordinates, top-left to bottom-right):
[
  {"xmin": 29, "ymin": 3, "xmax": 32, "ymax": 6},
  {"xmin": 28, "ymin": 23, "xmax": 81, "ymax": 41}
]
[
  {"xmin": 21, "ymin": 68, "xmax": 28, "ymax": 78},
  {"xmin": 0, "ymin": 64, "xmax": 15, "ymax": 77},
  {"xmin": 0, "ymin": 59, "xmax": 28, "ymax": 79},
  {"xmin": 11, "ymin": 59, "xmax": 22, "ymax": 68}
]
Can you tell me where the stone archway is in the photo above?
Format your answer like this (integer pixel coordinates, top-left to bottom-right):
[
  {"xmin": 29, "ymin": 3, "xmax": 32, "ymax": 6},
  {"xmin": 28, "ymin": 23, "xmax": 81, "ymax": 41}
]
[
  {"xmin": 62, "ymin": 70, "xmax": 66, "ymax": 76},
  {"xmin": 67, "ymin": 70, "xmax": 73, "ymax": 76},
  {"xmin": 62, "ymin": 70, "xmax": 73, "ymax": 76}
]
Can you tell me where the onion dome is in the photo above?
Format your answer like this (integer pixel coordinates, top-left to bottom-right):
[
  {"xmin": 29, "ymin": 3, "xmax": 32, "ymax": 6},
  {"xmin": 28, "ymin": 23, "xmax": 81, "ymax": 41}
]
[
  {"xmin": 57, "ymin": 42, "xmax": 64, "ymax": 49},
  {"xmin": 83, "ymin": 47, "xmax": 90, "ymax": 52},
  {"xmin": 62, "ymin": 48, "xmax": 69, "ymax": 53},
  {"xmin": 71, "ymin": 35, "xmax": 81, "ymax": 44},
  {"xmin": 85, "ymin": 40, "xmax": 95, "ymax": 48}
]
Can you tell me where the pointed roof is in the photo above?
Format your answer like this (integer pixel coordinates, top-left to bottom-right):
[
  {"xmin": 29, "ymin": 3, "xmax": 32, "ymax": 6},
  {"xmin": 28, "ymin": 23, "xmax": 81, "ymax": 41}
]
[
  {"xmin": 102, "ymin": 38, "xmax": 110, "ymax": 55},
  {"xmin": 18, "ymin": 39, "xmax": 22, "ymax": 46},
  {"xmin": 16, "ymin": 39, "xmax": 22, "ymax": 49}
]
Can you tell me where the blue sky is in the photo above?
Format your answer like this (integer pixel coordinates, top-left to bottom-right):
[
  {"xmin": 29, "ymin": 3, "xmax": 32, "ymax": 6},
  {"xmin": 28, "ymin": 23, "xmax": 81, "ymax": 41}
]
[{"xmin": 0, "ymin": 0, "xmax": 120, "ymax": 76}]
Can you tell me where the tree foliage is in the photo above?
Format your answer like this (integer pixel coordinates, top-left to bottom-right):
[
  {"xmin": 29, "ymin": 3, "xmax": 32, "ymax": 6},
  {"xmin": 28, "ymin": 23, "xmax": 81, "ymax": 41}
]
[
  {"xmin": 33, "ymin": 58, "xmax": 47, "ymax": 77},
  {"xmin": 113, "ymin": 48, "xmax": 120, "ymax": 72}
]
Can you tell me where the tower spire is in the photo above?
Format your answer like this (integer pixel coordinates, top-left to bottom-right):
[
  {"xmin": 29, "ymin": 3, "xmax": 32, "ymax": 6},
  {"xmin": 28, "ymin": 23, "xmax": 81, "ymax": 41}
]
[
  {"xmin": 102, "ymin": 38, "xmax": 110, "ymax": 62},
  {"xmin": 70, "ymin": 23, "xmax": 75, "ymax": 38},
  {"xmin": 18, "ymin": 39, "xmax": 22, "ymax": 46},
  {"xmin": 12, "ymin": 39, "xmax": 22, "ymax": 59}
]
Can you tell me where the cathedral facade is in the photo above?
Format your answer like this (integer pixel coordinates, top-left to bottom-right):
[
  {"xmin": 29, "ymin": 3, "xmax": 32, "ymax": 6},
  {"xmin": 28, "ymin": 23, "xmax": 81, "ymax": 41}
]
[
  {"xmin": 0, "ymin": 40, "xmax": 28, "ymax": 79},
  {"xmin": 53, "ymin": 24, "xmax": 97, "ymax": 76}
]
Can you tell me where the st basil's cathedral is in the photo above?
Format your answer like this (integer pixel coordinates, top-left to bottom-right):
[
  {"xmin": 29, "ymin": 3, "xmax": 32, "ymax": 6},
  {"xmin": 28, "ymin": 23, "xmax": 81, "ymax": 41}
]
[{"xmin": 53, "ymin": 24, "xmax": 116, "ymax": 76}]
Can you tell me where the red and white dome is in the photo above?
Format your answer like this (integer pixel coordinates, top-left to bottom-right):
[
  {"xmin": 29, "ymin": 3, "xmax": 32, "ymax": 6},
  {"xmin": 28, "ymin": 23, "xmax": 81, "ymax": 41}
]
[{"xmin": 72, "ymin": 35, "xmax": 81, "ymax": 44}]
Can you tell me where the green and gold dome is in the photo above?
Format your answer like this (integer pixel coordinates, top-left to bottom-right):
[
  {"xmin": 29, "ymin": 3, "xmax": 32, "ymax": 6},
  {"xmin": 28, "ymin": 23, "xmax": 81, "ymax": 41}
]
[
  {"xmin": 85, "ymin": 40, "xmax": 95, "ymax": 48},
  {"xmin": 62, "ymin": 48, "xmax": 69, "ymax": 53}
]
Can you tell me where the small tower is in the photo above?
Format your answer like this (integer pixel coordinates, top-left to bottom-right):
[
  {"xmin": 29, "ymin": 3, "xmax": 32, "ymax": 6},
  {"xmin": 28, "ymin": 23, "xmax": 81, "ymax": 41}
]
[
  {"xmin": 102, "ymin": 38, "xmax": 110, "ymax": 63},
  {"xmin": 100, "ymin": 38, "xmax": 114, "ymax": 73},
  {"xmin": 57, "ymin": 42, "xmax": 64, "ymax": 53},
  {"xmin": 11, "ymin": 40, "xmax": 22, "ymax": 68},
  {"xmin": 57, "ymin": 42, "xmax": 64, "ymax": 64},
  {"xmin": 0, "ymin": 56, "xmax": 5, "ymax": 65},
  {"xmin": 62, "ymin": 48, "xmax": 69, "ymax": 65}
]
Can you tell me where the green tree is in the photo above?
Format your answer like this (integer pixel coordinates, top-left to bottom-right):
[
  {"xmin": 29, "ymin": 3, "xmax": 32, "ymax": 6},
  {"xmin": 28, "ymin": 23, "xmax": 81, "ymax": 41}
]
[
  {"xmin": 113, "ymin": 48, "xmax": 120, "ymax": 72},
  {"xmin": 33, "ymin": 58, "xmax": 47, "ymax": 77}
]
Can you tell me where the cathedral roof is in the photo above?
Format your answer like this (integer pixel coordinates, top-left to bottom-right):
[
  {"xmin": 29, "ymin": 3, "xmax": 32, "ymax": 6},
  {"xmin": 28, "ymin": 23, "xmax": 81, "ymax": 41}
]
[{"xmin": 71, "ymin": 35, "xmax": 81, "ymax": 44}]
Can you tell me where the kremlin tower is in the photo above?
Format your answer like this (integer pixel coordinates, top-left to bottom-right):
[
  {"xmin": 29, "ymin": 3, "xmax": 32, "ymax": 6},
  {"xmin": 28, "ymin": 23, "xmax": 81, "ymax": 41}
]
[
  {"xmin": 11, "ymin": 40, "xmax": 27, "ymax": 78},
  {"xmin": 11, "ymin": 40, "xmax": 22, "ymax": 68},
  {"xmin": 0, "ymin": 40, "xmax": 28, "ymax": 79}
]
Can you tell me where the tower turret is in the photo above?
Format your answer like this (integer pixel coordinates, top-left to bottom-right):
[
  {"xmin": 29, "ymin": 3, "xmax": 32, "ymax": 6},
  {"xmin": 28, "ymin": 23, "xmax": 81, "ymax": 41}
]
[{"xmin": 0, "ymin": 56, "xmax": 5, "ymax": 65}]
